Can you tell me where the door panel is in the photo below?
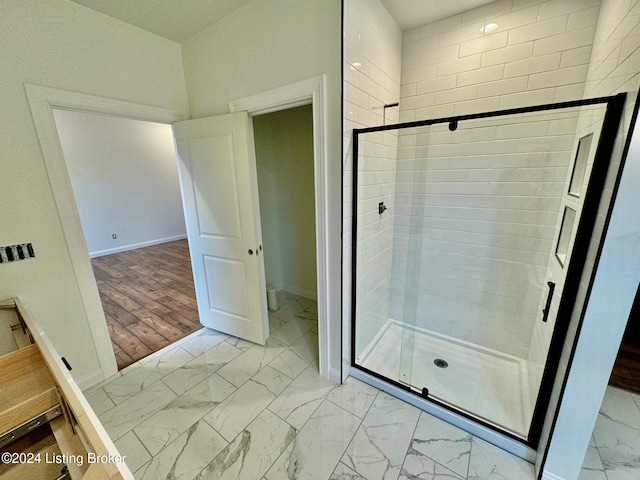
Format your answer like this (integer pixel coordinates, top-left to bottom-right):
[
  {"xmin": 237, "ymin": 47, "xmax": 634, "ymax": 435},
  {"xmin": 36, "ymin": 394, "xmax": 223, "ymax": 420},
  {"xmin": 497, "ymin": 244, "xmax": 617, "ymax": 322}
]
[
  {"xmin": 173, "ymin": 112, "xmax": 268, "ymax": 344},
  {"xmin": 190, "ymin": 136, "xmax": 242, "ymax": 238}
]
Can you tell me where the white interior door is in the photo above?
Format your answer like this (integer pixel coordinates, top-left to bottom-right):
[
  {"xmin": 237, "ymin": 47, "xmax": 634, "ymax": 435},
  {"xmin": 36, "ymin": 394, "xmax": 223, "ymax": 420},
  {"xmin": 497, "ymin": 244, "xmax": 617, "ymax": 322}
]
[{"xmin": 173, "ymin": 112, "xmax": 269, "ymax": 344}]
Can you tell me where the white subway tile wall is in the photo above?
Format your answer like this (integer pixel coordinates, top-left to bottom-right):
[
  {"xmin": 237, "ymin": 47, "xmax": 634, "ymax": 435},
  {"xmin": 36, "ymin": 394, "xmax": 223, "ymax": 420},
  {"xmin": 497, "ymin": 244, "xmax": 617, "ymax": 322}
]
[
  {"xmin": 389, "ymin": 0, "xmax": 602, "ymax": 358},
  {"xmin": 343, "ymin": 0, "xmax": 402, "ymax": 359},
  {"xmin": 386, "ymin": 109, "xmax": 583, "ymax": 359},
  {"xmin": 400, "ymin": 0, "xmax": 599, "ymax": 120}
]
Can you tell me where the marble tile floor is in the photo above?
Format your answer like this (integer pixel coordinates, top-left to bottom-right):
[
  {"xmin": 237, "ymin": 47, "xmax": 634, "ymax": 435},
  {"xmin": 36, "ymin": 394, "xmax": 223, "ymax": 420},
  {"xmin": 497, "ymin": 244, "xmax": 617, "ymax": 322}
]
[
  {"xmin": 84, "ymin": 291, "xmax": 537, "ymax": 480},
  {"xmin": 579, "ymin": 386, "xmax": 640, "ymax": 480}
]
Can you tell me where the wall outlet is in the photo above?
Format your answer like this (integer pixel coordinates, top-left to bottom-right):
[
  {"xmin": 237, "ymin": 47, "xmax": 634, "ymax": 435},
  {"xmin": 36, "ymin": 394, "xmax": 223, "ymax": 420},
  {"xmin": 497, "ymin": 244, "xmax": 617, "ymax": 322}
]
[{"xmin": 112, "ymin": 234, "xmax": 117, "ymax": 239}]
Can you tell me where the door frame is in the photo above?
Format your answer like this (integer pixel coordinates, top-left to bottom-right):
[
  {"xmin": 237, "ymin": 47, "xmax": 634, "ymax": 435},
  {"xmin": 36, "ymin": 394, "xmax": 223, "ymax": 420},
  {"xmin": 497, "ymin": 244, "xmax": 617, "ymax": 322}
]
[
  {"xmin": 229, "ymin": 75, "xmax": 331, "ymax": 380},
  {"xmin": 26, "ymin": 83, "xmax": 188, "ymax": 387}
]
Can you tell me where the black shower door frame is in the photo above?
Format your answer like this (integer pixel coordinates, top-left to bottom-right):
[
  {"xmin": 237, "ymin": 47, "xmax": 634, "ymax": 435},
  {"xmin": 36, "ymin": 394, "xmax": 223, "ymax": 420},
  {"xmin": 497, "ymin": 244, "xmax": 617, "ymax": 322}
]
[{"xmin": 350, "ymin": 92, "xmax": 626, "ymax": 447}]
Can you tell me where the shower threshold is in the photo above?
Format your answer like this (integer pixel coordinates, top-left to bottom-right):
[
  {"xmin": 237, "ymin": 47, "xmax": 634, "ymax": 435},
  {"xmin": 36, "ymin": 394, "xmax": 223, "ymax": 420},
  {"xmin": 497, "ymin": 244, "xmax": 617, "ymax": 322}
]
[{"xmin": 357, "ymin": 320, "xmax": 533, "ymax": 436}]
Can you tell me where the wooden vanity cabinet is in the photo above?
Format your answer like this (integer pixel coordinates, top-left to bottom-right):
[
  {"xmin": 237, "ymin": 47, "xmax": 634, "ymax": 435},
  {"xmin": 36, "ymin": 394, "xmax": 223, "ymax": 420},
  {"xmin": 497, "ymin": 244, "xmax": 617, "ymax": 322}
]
[{"xmin": 0, "ymin": 298, "xmax": 133, "ymax": 480}]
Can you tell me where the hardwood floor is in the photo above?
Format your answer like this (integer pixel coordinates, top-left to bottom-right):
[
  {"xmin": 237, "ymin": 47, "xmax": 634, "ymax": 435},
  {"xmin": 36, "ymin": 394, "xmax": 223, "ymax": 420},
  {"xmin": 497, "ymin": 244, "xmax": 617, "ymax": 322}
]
[
  {"xmin": 609, "ymin": 339, "xmax": 640, "ymax": 395},
  {"xmin": 91, "ymin": 239, "xmax": 200, "ymax": 370}
]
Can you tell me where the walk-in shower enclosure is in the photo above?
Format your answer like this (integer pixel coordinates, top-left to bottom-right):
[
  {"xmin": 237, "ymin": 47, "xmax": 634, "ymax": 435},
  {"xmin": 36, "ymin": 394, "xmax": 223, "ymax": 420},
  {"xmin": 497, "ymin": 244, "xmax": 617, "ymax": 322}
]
[{"xmin": 351, "ymin": 94, "xmax": 625, "ymax": 445}]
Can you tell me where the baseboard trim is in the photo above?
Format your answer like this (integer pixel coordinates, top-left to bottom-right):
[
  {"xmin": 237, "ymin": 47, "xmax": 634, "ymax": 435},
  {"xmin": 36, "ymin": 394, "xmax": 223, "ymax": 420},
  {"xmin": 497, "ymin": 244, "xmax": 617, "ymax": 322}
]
[
  {"xmin": 89, "ymin": 234, "xmax": 187, "ymax": 258},
  {"xmin": 76, "ymin": 369, "xmax": 106, "ymax": 391},
  {"xmin": 541, "ymin": 471, "xmax": 565, "ymax": 480},
  {"xmin": 280, "ymin": 283, "xmax": 317, "ymax": 301},
  {"xmin": 328, "ymin": 367, "xmax": 341, "ymax": 384}
]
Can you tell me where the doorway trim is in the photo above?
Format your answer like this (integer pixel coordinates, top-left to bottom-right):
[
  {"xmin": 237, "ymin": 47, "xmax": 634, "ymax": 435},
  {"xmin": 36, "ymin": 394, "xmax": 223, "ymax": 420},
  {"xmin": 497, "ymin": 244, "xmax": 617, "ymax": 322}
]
[
  {"xmin": 25, "ymin": 83, "xmax": 188, "ymax": 387},
  {"xmin": 229, "ymin": 75, "xmax": 333, "ymax": 380}
]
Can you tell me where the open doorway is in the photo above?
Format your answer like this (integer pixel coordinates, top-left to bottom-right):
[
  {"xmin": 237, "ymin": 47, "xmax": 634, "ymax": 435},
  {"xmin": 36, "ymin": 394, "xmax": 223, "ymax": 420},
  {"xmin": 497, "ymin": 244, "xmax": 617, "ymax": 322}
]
[
  {"xmin": 27, "ymin": 78, "xmax": 332, "ymax": 387},
  {"xmin": 253, "ymin": 105, "xmax": 319, "ymax": 366},
  {"xmin": 52, "ymin": 109, "xmax": 199, "ymax": 370},
  {"xmin": 609, "ymin": 285, "xmax": 640, "ymax": 393}
]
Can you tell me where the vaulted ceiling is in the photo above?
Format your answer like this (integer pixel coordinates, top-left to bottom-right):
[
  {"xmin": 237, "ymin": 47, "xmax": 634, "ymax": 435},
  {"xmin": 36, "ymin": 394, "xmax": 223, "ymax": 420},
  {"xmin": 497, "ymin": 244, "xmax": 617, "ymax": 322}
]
[{"xmin": 71, "ymin": 0, "xmax": 499, "ymax": 43}]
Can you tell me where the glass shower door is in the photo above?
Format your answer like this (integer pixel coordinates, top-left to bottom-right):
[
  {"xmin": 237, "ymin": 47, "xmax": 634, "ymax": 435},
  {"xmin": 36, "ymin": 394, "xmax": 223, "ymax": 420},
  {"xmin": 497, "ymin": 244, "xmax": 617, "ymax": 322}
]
[
  {"xmin": 352, "ymin": 95, "xmax": 625, "ymax": 443},
  {"xmin": 396, "ymin": 125, "xmax": 431, "ymax": 387},
  {"xmin": 389, "ymin": 105, "xmax": 611, "ymax": 437}
]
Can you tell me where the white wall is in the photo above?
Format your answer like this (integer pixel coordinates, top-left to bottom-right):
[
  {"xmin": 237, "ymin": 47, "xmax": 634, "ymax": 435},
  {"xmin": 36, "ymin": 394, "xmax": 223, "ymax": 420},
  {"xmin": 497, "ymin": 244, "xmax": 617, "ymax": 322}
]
[
  {"xmin": 181, "ymin": 0, "xmax": 342, "ymax": 378},
  {"xmin": 254, "ymin": 105, "xmax": 317, "ymax": 300},
  {"xmin": 0, "ymin": 0, "xmax": 188, "ymax": 384},
  {"xmin": 342, "ymin": 0, "xmax": 402, "ymax": 362},
  {"xmin": 541, "ymin": 0, "xmax": 640, "ymax": 476},
  {"xmin": 52, "ymin": 109, "xmax": 186, "ymax": 257}
]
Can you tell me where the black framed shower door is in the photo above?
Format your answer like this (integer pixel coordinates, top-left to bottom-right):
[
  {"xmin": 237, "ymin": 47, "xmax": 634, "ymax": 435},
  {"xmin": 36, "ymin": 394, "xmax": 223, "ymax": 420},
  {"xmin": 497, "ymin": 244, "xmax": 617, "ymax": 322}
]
[{"xmin": 350, "ymin": 93, "xmax": 626, "ymax": 446}]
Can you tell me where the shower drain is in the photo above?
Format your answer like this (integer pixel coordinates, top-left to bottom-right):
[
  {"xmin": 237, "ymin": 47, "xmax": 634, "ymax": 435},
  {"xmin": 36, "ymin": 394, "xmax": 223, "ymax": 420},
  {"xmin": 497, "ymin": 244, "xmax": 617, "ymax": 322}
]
[{"xmin": 433, "ymin": 358, "xmax": 448, "ymax": 368}]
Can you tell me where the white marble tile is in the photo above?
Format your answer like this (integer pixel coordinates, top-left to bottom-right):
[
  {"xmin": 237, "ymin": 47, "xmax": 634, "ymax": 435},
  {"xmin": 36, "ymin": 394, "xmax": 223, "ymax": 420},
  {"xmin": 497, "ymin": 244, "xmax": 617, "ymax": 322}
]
[
  {"xmin": 270, "ymin": 316, "xmax": 312, "ymax": 345},
  {"xmin": 408, "ymin": 412, "xmax": 472, "ymax": 478},
  {"xmin": 276, "ymin": 290, "xmax": 299, "ymax": 305},
  {"xmin": 593, "ymin": 413, "xmax": 640, "ymax": 480},
  {"xmin": 134, "ymin": 373, "xmax": 236, "ymax": 455},
  {"xmin": 180, "ymin": 329, "xmax": 229, "ymax": 357},
  {"xmin": 269, "ymin": 348, "xmax": 309, "ymax": 380},
  {"xmin": 225, "ymin": 336, "xmax": 254, "ymax": 351},
  {"xmin": 269, "ymin": 334, "xmax": 317, "ymax": 380},
  {"xmin": 252, "ymin": 365, "xmax": 292, "ymax": 396},
  {"xmin": 599, "ymin": 386, "xmax": 640, "ymax": 431},
  {"xmin": 138, "ymin": 420, "xmax": 226, "ymax": 480},
  {"xmin": 326, "ymin": 377, "xmax": 378, "ymax": 418},
  {"xmin": 269, "ymin": 313, "xmax": 286, "ymax": 331},
  {"xmin": 295, "ymin": 297, "xmax": 316, "ymax": 309},
  {"xmin": 399, "ymin": 449, "xmax": 465, "ymax": 480},
  {"xmin": 162, "ymin": 341, "xmax": 243, "ymax": 395},
  {"xmin": 604, "ymin": 467, "xmax": 640, "ymax": 480},
  {"xmin": 467, "ymin": 437, "xmax": 535, "ymax": 480},
  {"xmin": 135, "ymin": 460, "xmax": 151, "ymax": 479},
  {"xmin": 342, "ymin": 391, "xmax": 421, "ymax": 480},
  {"xmin": 85, "ymin": 387, "xmax": 115, "ymax": 416},
  {"xmin": 582, "ymin": 444, "xmax": 604, "ymax": 470},
  {"xmin": 266, "ymin": 400, "xmax": 361, "ymax": 480},
  {"xmin": 204, "ymin": 367, "xmax": 292, "ymax": 442},
  {"xmin": 102, "ymin": 364, "xmax": 164, "ymax": 405},
  {"xmin": 139, "ymin": 345, "xmax": 194, "ymax": 376},
  {"xmin": 113, "ymin": 431, "xmax": 151, "ymax": 474},
  {"xmin": 271, "ymin": 304, "xmax": 298, "ymax": 322},
  {"xmin": 330, "ymin": 462, "xmax": 367, "ymax": 479},
  {"xmin": 217, "ymin": 338, "xmax": 287, "ymax": 387},
  {"xmin": 268, "ymin": 364, "xmax": 336, "ymax": 429},
  {"xmin": 578, "ymin": 469, "xmax": 608, "ymax": 480},
  {"xmin": 197, "ymin": 409, "xmax": 296, "ymax": 480},
  {"xmin": 291, "ymin": 331, "xmax": 319, "ymax": 362},
  {"xmin": 99, "ymin": 381, "xmax": 177, "ymax": 441},
  {"xmin": 297, "ymin": 309, "xmax": 318, "ymax": 322},
  {"xmin": 298, "ymin": 302, "xmax": 318, "ymax": 318}
]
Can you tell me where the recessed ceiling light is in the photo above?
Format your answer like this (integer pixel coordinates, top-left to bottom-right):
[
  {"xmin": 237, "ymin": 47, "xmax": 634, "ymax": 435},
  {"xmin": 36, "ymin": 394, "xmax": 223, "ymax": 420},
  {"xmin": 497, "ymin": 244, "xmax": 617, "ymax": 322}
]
[
  {"xmin": 352, "ymin": 62, "xmax": 362, "ymax": 69},
  {"xmin": 481, "ymin": 23, "xmax": 498, "ymax": 33}
]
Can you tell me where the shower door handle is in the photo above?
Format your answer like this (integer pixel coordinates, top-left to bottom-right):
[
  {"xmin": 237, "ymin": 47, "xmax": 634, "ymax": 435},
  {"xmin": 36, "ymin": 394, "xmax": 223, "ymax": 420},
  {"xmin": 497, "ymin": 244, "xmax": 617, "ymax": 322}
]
[{"xmin": 542, "ymin": 281, "xmax": 556, "ymax": 323}]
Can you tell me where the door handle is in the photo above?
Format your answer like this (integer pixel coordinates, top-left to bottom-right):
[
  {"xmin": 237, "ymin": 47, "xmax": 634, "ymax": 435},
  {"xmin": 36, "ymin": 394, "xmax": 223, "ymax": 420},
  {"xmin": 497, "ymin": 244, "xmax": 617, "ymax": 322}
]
[
  {"xmin": 248, "ymin": 249, "xmax": 254, "ymax": 255},
  {"xmin": 542, "ymin": 281, "xmax": 556, "ymax": 322}
]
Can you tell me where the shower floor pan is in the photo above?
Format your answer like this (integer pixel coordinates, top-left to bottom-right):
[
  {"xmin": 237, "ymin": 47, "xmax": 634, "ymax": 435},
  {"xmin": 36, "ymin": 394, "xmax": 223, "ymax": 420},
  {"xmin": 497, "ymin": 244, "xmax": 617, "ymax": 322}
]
[{"xmin": 357, "ymin": 320, "xmax": 533, "ymax": 436}]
